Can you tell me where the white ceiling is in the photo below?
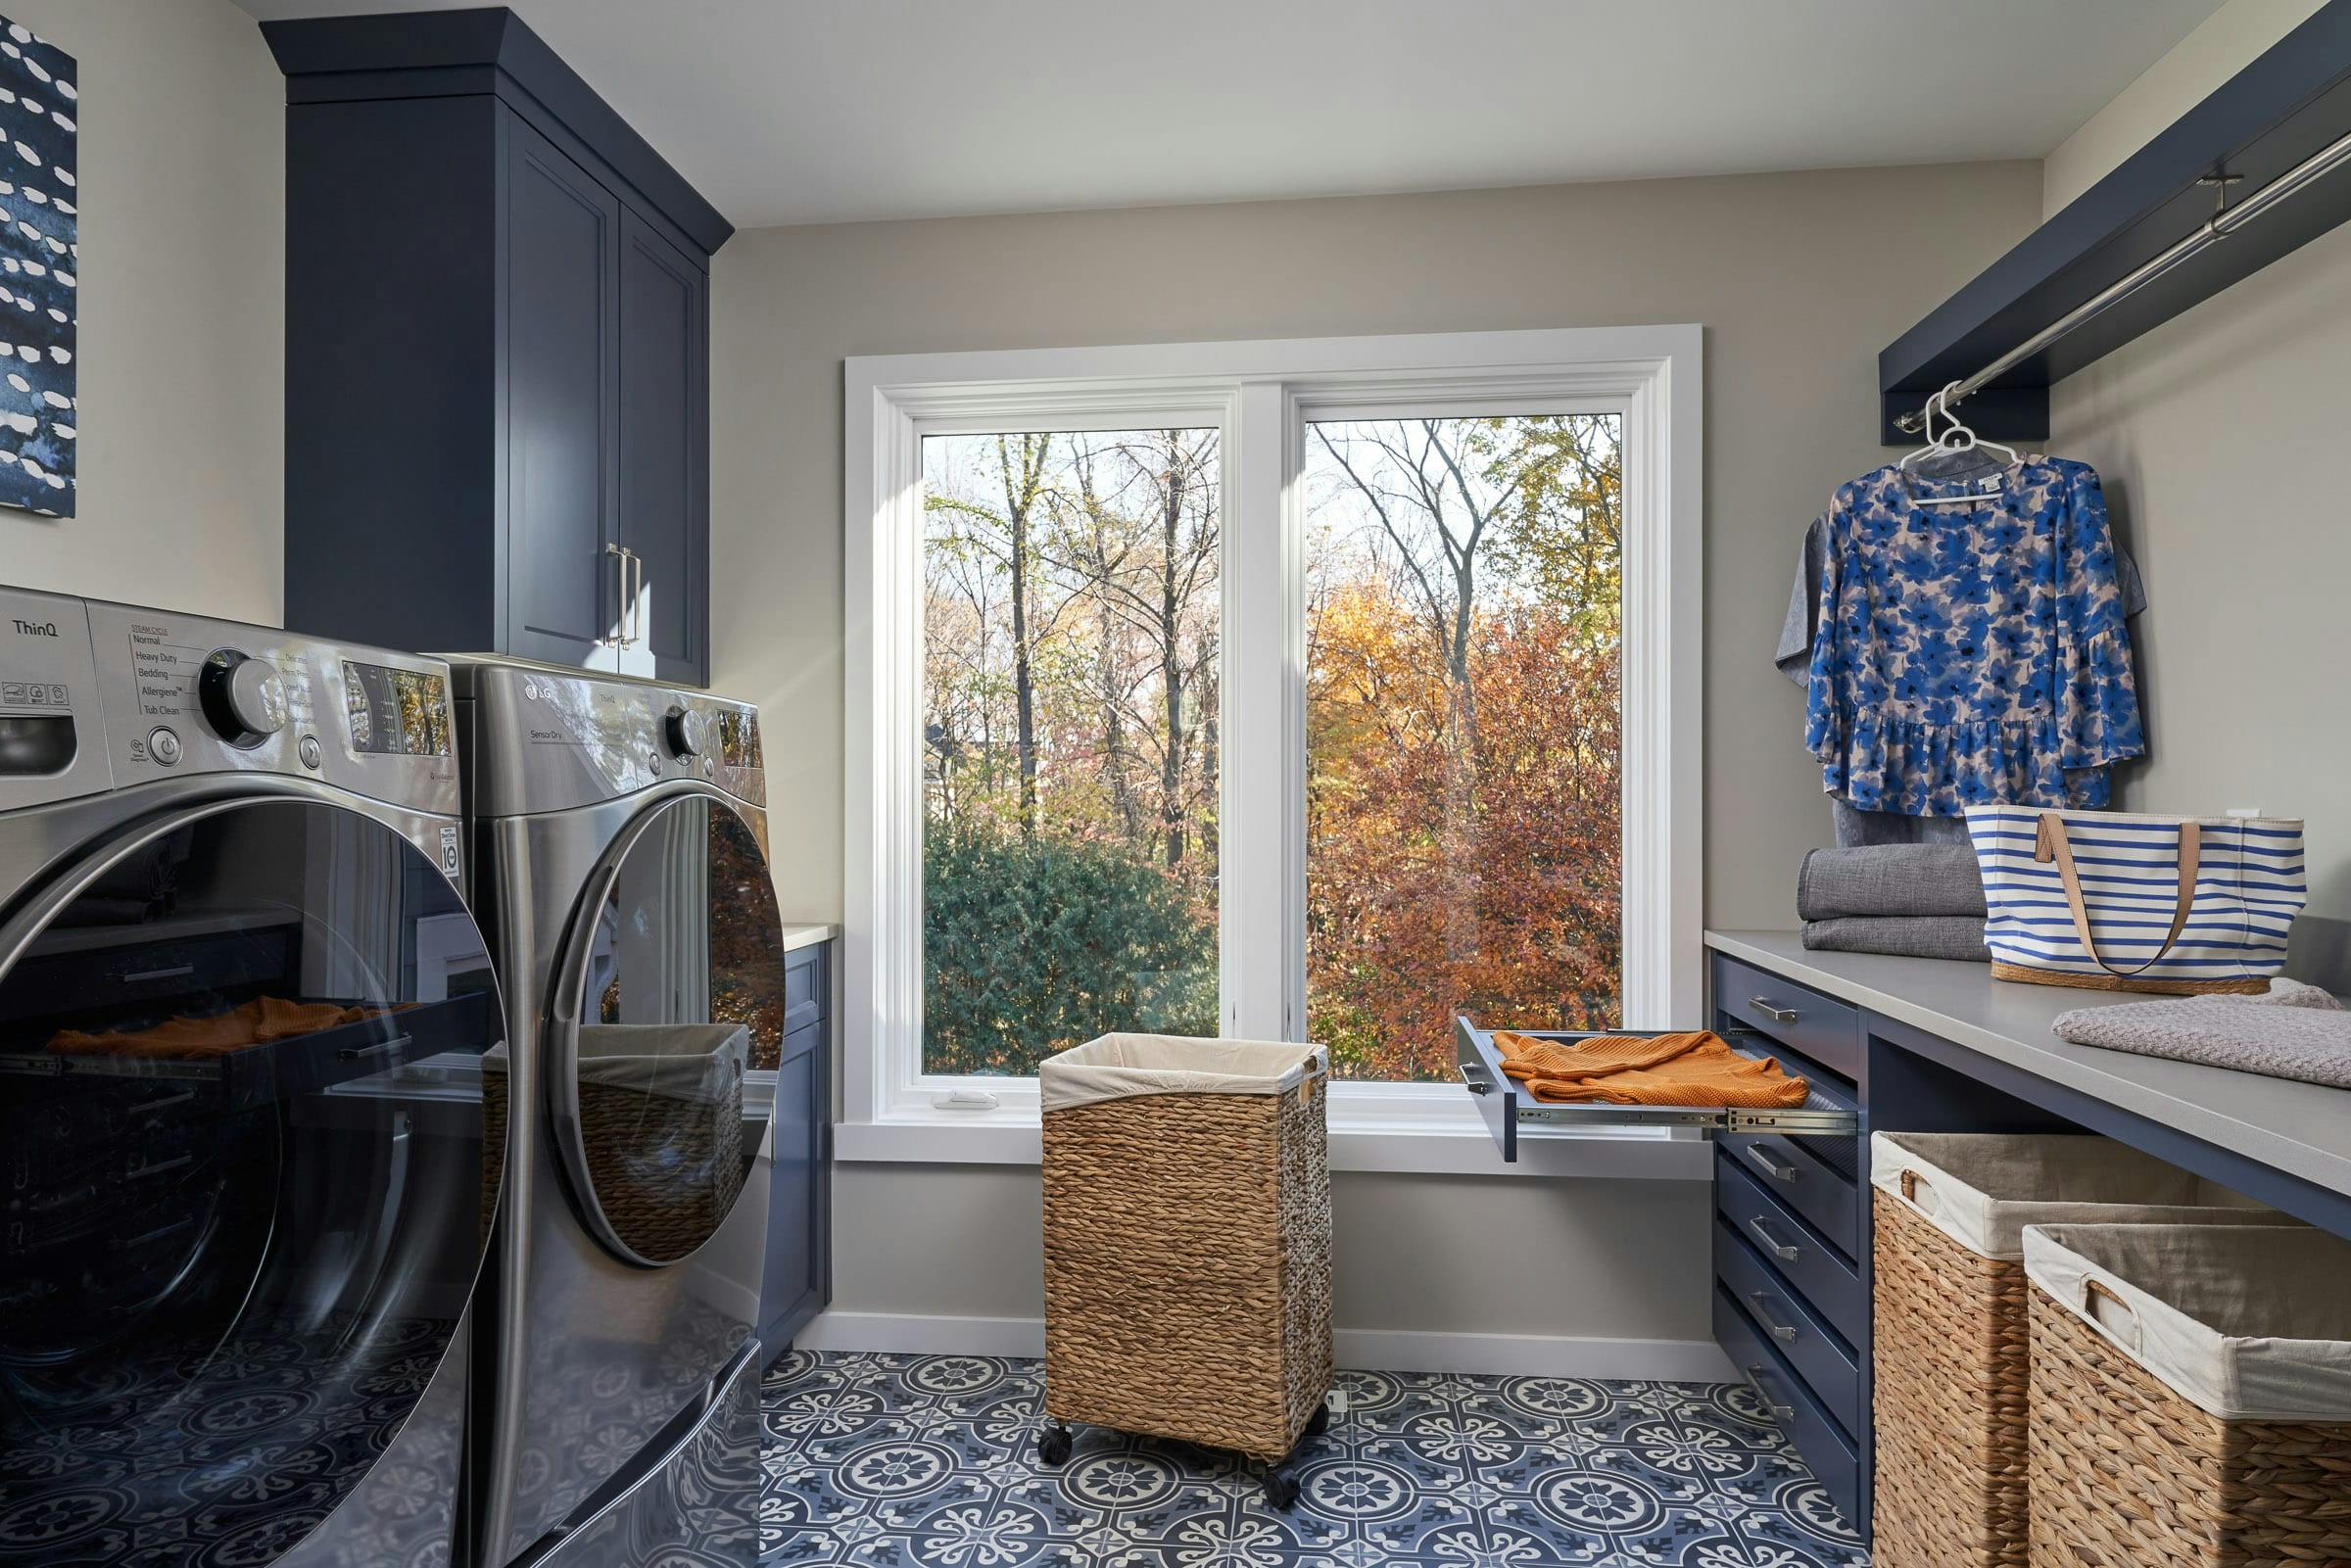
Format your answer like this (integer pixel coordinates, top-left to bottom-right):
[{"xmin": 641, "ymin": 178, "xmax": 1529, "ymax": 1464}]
[{"xmin": 231, "ymin": 0, "xmax": 2226, "ymax": 230}]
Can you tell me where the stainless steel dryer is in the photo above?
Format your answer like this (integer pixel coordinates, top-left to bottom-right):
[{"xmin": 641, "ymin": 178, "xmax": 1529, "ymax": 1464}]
[
  {"xmin": 0, "ymin": 586, "xmax": 505, "ymax": 1568},
  {"xmin": 453, "ymin": 662, "xmax": 771, "ymax": 1568}
]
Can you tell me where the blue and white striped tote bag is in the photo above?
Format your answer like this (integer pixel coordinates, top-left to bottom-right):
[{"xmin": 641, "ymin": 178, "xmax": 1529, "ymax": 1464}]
[{"xmin": 1964, "ymin": 807, "xmax": 2306, "ymax": 994}]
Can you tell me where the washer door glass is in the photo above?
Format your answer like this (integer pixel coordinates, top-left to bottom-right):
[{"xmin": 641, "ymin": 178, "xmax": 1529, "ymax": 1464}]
[
  {"xmin": 558, "ymin": 793, "xmax": 782, "ymax": 1265},
  {"xmin": 0, "ymin": 799, "xmax": 503, "ymax": 1568}
]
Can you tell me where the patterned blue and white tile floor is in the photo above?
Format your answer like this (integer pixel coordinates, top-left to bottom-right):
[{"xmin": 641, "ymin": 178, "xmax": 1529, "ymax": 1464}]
[{"xmin": 759, "ymin": 1352, "xmax": 1870, "ymax": 1567}]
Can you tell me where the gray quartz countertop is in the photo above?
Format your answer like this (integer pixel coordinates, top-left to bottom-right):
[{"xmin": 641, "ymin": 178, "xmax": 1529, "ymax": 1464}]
[
  {"xmin": 1707, "ymin": 929, "xmax": 2351, "ymax": 1203},
  {"xmin": 779, "ymin": 923, "xmax": 840, "ymax": 953}
]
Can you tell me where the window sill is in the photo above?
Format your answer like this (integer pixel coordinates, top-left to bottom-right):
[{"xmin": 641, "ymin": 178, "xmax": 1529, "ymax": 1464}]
[{"xmin": 832, "ymin": 1112, "xmax": 1712, "ymax": 1180}]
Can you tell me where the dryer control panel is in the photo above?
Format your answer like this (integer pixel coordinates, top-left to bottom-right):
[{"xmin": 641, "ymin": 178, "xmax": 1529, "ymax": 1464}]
[
  {"xmin": 0, "ymin": 584, "xmax": 463, "ymax": 827},
  {"xmin": 451, "ymin": 659, "xmax": 765, "ymax": 819}
]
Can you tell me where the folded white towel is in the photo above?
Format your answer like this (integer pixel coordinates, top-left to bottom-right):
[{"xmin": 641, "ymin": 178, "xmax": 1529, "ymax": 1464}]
[{"xmin": 2053, "ymin": 978, "xmax": 2351, "ymax": 1088}]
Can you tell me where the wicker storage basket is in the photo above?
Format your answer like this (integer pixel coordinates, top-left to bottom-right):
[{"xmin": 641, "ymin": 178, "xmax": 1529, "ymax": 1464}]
[
  {"xmin": 2026, "ymin": 1223, "xmax": 2351, "ymax": 1568},
  {"xmin": 574, "ymin": 1023, "xmax": 748, "ymax": 1260},
  {"xmin": 1868, "ymin": 1133, "xmax": 2282, "ymax": 1568},
  {"xmin": 479, "ymin": 1025, "xmax": 749, "ymax": 1263},
  {"xmin": 1039, "ymin": 1034, "xmax": 1333, "ymax": 1468}
]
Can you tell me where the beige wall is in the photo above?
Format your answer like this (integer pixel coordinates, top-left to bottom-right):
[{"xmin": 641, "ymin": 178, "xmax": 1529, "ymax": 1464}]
[
  {"xmin": 832, "ymin": 1163, "xmax": 1715, "ymax": 1351},
  {"xmin": 0, "ymin": 0, "xmax": 283, "ymax": 625},
  {"xmin": 2043, "ymin": 0, "xmax": 2351, "ymax": 931},
  {"xmin": 709, "ymin": 161, "xmax": 2045, "ymax": 1345},
  {"xmin": 2042, "ymin": 0, "xmax": 2327, "ymax": 217}
]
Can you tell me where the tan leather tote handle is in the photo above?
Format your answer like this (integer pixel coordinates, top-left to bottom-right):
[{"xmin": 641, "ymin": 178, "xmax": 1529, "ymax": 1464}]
[{"xmin": 2036, "ymin": 813, "xmax": 2199, "ymax": 977}]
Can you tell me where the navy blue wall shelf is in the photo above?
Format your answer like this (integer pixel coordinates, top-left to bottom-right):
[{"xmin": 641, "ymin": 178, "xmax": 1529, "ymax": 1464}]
[{"xmin": 1879, "ymin": 0, "xmax": 2351, "ymax": 443}]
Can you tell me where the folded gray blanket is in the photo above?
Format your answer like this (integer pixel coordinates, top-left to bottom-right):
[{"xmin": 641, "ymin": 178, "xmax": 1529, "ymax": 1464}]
[
  {"xmin": 1802, "ymin": 915, "xmax": 1990, "ymax": 963},
  {"xmin": 2053, "ymin": 980, "xmax": 2351, "ymax": 1088},
  {"xmin": 1798, "ymin": 844, "xmax": 1986, "ymax": 921}
]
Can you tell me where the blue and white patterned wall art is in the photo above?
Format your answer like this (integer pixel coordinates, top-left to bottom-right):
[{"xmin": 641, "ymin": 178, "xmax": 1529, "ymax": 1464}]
[{"xmin": 0, "ymin": 15, "xmax": 72, "ymax": 518}]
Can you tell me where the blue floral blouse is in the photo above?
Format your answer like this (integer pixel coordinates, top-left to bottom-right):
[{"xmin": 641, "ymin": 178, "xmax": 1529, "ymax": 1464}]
[{"xmin": 1804, "ymin": 455, "xmax": 2144, "ymax": 817}]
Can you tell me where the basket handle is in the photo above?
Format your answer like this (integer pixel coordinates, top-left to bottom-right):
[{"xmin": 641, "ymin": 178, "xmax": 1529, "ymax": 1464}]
[
  {"xmin": 2038, "ymin": 813, "xmax": 2200, "ymax": 978},
  {"xmin": 1295, "ymin": 1051, "xmax": 1329, "ymax": 1103},
  {"xmin": 2081, "ymin": 1275, "xmax": 2144, "ymax": 1355}
]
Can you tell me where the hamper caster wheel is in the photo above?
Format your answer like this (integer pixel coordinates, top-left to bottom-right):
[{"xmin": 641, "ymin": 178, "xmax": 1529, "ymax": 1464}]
[
  {"xmin": 1037, "ymin": 1424, "xmax": 1074, "ymax": 1466},
  {"xmin": 1263, "ymin": 1467, "xmax": 1301, "ymax": 1509},
  {"xmin": 1304, "ymin": 1401, "xmax": 1331, "ymax": 1440}
]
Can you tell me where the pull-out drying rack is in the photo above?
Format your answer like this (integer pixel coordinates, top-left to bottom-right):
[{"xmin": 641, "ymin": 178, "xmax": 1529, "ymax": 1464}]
[{"xmin": 1455, "ymin": 1017, "xmax": 1858, "ymax": 1163}]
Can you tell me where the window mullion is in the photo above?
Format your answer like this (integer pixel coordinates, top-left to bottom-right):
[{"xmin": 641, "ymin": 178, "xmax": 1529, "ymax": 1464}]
[{"xmin": 1220, "ymin": 381, "xmax": 1295, "ymax": 1041}]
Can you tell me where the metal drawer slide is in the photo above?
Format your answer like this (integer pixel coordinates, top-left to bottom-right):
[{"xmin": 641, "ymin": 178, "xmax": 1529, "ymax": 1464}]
[{"xmin": 1455, "ymin": 1017, "xmax": 1859, "ymax": 1163}]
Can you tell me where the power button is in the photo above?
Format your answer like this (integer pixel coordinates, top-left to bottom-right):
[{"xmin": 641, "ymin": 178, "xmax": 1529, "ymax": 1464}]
[{"xmin": 148, "ymin": 727, "xmax": 182, "ymax": 766}]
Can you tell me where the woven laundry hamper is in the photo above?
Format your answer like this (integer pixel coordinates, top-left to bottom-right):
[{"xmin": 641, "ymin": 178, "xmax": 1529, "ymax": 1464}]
[
  {"xmin": 2026, "ymin": 1223, "xmax": 2351, "ymax": 1568},
  {"xmin": 1037, "ymin": 1033, "xmax": 1334, "ymax": 1507},
  {"xmin": 1868, "ymin": 1133, "xmax": 2285, "ymax": 1568},
  {"xmin": 572, "ymin": 1022, "xmax": 749, "ymax": 1260}
]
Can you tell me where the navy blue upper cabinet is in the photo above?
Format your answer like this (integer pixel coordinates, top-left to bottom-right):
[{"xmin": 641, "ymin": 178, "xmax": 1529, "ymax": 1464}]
[{"xmin": 269, "ymin": 8, "xmax": 728, "ymax": 687}]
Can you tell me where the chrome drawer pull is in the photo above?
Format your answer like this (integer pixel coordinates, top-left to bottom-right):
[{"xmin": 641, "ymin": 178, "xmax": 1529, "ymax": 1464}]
[
  {"xmin": 1745, "ymin": 1365, "xmax": 1795, "ymax": 1422},
  {"xmin": 1748, "ymin": 1291, "xmax": 1800, "ymax": 1344},
  {"xmin": 338, "ymin": 1032, "xmax": 414, "ymax": 1065},
  {"xmin": 1747, "ymin": 1215, "xmax": 1800, "ymax": 1262},
  {"xmin": 1457, "ymin": 1064, "xmax": 1490, "ymax": 1096},
  {"xmin": 119, "ymin": 964, "xmax": 196, "ymax": 984},
  {"xmin": 1748, "ymin": 996, "xmax": 1799, "ymax": 1025},
  {"xmin": 1744, "ymin": 1144, "xmax": 1800, "ymax": 1184}
]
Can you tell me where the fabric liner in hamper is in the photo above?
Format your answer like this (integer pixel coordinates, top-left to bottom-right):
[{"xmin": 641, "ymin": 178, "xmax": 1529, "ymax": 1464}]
[
  {"xmin": 1867, "ymin": 1132, "xmax": 2286, "ymax": 1568},
  {"xmin": 2025, "ymin": 1224, "xmax": 2351, "ymax": 1568},
  {"xmin": 1037, "ymin": 1033, "xmax": 1333, "ymax": 1509}
]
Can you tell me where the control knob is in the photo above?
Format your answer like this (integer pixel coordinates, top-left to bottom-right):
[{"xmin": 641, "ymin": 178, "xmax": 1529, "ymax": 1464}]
[
  {"xmin": 663, "ymin": 706, "xmax": 704, "ymax": 760},
  {"xmin": 198, "ymin": 649, "xmax": 288, "ymax": 746}
]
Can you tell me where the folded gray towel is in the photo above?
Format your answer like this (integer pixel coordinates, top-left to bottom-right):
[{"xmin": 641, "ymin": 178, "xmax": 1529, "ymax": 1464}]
[
  {"xmin": 2053, "ymin": 981, "xmax": 2351, "ymax": 1088},
  {"xmin": 1802, "ymin": 915, "xmax": 1990, "ymax": 963},
  {"xmin": 1798, "ymin": 844, "xmax": 1987, "ymax": 921}
]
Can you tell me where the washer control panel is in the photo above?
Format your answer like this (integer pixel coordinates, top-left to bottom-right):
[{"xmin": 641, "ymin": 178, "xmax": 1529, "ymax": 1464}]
[{"xmin": 0, "ymin": 584, "xmax": 461, "ymax": 821}]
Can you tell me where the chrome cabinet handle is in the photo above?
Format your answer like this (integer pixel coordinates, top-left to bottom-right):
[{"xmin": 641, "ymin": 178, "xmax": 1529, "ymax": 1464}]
[
  {"xmin": 1749, "ymin": 1291, "xmax": 1800, "ymax": 1344},
  {"xmin": 628, "ymin": 549, "xmax": 646, "ymax": 648},
  {"xmin": 1748, "ymin": 996, "xmax": 1799, "ymax": 1025},
  {"xmin": 1747, "ymin": 1214, "xmax": 1800, "ymax": 1262},
  {"xmin": 599, "ymin": 544, "xmax": 630, "ymax": 649},
  {"xmin": 1743, "ymin": 1143, "xmax": 1800, "ymax": 1184},
  {"xmin": 1745, "ymin": 1364, "xmax": 1795, "ymax": 1422}
]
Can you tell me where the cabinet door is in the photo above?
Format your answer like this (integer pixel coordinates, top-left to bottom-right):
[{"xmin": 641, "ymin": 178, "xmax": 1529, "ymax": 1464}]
[
  {"xmin": 503, "ymin": 113, "xmax": 621, "ymax": 668},
  {"xmin": 760, "ymin": 1017, "xmax": 830, "ymax": 1351},
  {"xmin": 616, "ymin": 209, "xmax": 708, "ymax": 686}
]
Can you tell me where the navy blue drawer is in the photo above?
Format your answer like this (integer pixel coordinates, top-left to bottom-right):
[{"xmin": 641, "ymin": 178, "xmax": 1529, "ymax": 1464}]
[
  {"xmin": 1713, "ymin": 1217, "xmax": 1860, "ymax": 1434},
  {"xmin": 1721, "ymin": 1129, "xmax": 1859, "ymax": 1259},
  {"xmin": 1716, "ymin": 1153, "xmax": 1865, "ymax": 1343},
  {"xmin": 1714, "ymin": 1283, "xmax": 1862, "ymax": 1532},
  {"xmin": 1714, "ymin": 954, "xmax": 1859, "ymax": 1080}
]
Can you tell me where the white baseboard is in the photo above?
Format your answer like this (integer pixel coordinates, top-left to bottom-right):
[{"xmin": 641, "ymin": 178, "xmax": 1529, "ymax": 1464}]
[{"xmin": 790, "ymin": 1310, "xmax": 1735, "ymax": 1383}]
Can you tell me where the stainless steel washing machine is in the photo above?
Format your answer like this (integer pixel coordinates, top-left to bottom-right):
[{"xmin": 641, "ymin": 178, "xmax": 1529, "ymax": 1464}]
[
  {"xmin": 0, "ymin": 586, "xmax": 505, "ymax": 1568},
  {"xmin": 453, "ymin": 661, "xmax": 772, "ymax": 1568}
]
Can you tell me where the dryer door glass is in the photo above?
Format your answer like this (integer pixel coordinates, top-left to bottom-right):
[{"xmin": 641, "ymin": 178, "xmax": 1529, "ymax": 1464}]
[
  {"xmin": 0, "ymin": 799, "xmax": 503, "ymax": 1568},
  {"xmin": 558, "ymin": 793, "xmax": 783, "ymax": 1265}
]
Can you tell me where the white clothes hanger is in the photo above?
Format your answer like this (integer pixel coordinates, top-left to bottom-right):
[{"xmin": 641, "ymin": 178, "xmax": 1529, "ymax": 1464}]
[{"xmin": 1898, "ymin": 380, "xmax": 2021, "ymax": 505}]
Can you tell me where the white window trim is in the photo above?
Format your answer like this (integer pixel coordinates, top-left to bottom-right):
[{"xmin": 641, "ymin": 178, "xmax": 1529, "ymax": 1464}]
[{"xmin": 842, "ymin": 327, "xmax": 1704, "ymax": 1175}]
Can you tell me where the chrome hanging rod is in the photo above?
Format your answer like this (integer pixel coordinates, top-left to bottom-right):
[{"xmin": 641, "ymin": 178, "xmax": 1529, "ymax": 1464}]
[{"xmin": 1894, "ymin": 123, "xmax": 2351, "ymax": 435}]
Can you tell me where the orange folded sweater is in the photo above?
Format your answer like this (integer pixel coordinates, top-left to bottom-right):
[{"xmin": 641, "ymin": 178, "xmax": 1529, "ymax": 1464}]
[
  {"xmin": 1490, "ymin": 1029, "xmax": 1810, "ymax": 1109},
  {"xmin": 49, "ymin": 996, "xmax": 382, "ymax": 1060}
]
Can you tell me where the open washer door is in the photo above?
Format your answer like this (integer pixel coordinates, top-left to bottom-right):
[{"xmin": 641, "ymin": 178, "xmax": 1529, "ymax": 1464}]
[
  {"xmin": 0, "ymin": 797, "xmax": 504, "ymax": 1568},
  {"xmin": 549, "ymin": 791, "xmax": 783, "ymax": 1271}
]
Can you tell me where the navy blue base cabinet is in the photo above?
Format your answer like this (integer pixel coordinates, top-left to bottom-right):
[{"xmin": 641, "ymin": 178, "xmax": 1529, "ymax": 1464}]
[
  {"xmin": 267, "ymin": 8, "xmax": 725, "ymax": 687},
  {"xmin": 759, "ymin": 941, "xmax": 834, "ymax": 1358}
]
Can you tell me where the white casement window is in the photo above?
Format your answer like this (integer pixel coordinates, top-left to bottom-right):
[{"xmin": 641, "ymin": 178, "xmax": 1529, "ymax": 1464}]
[{"xmin": 842, "ymin": 328, "xmax": 1703, "ymax": 1171}]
